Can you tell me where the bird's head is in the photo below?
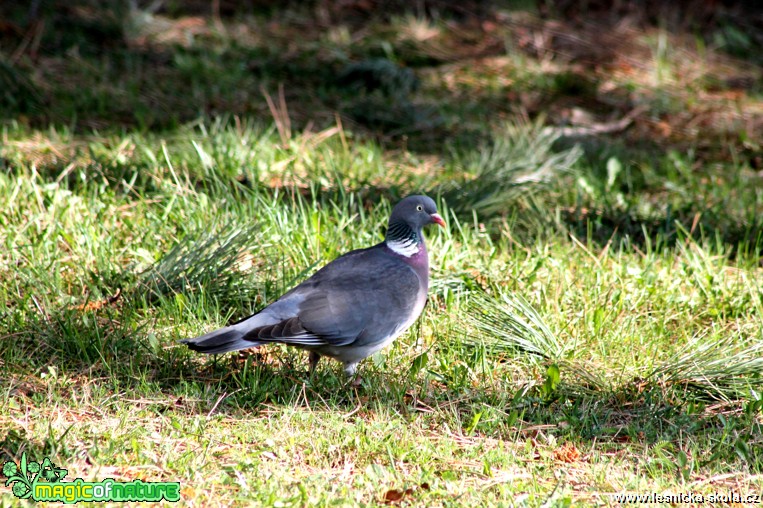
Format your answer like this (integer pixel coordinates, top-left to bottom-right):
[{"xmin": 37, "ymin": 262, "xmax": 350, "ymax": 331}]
[{"xmin": 388, "ymin": 195, "xmax": 445, "ymax": 231}]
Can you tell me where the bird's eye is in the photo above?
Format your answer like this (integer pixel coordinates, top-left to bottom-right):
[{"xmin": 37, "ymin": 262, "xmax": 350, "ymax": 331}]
[{"xmin": 416, "ymin": 205, "xmax": 423, "ymax": 211}]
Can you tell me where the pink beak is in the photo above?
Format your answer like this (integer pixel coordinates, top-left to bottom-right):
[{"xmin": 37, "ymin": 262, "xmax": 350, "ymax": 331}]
[{"xmin": 430, "ymin": 213, "xmax": 446, "ymax": 227}]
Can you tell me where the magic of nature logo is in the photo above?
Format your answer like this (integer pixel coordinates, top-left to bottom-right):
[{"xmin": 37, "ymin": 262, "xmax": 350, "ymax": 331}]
[{"xmin": 3, "ymin": 452, "xmax": 180, "ymax": 503}]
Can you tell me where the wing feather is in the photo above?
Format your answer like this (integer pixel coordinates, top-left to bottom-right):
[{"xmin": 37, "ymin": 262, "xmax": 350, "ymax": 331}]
[{"xmin": 236, "ymin": 247, "xmax": 422, "ymax": 348}]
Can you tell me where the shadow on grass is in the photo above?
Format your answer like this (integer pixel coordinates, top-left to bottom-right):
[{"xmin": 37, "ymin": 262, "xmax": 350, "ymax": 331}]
[
  {"xmin": 2, "ymin": 2, "xmax": 761, "ymax": 479},
  {"xmin": 559, "ymin": 206, "xmax": 763, "ymax": 257},
  {"xmin": 2, "ymin": 1, "xmax": 761, "ymax": 157},
  {"xmin": 3, "ymin": 300, "xmax": 762, "ymax": 478},
  {"xmin": 3, "ymin": 0, "xmax": 762, "ymax": 257}
]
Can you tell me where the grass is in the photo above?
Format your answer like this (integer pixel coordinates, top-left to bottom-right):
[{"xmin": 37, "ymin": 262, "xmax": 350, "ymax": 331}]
[{"xmin": 2, "ymin": 1, "xmax": 763, "ymax": 506}]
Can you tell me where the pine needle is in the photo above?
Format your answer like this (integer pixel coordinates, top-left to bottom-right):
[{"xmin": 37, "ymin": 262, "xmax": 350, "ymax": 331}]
[
  {"xmin": 440, "ymin": 119, "xmax": 582, "ymax": 217},
  {"xmin": 648, "ymin": 333, "xmax": 763, "ymax": 401},
  {"xmin": 462, "ymin": 290, "xmax": 564, "ymax": 360},
  {"xmin": 140, "ymin": 223, "xmax": 264, "ymax": 302}
]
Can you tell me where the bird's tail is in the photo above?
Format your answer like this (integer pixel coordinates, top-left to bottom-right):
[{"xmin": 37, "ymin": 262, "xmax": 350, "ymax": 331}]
[{"xmin": 180, "ymin": 326, "xmax": 262, "ymax": 354}]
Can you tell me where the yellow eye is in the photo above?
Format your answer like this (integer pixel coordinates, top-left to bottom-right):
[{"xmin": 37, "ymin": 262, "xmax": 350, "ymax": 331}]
[{"xmin": 416, "ymin": 205, "xmax": 423, "ymax": 211}]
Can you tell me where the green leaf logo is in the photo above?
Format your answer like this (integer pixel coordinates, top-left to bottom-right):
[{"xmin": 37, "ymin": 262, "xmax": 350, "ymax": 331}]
[
  {"xmin": 3, "ymin": 452, "xmax": 35, "ymax": 500},
  {"xmin": 3, "ymin": 452, "xmax": 68, "ymax": 500},
  {"xmin": 12, "ymin": 481, "xmax": 30, "ymax": 497},
  {"xmin": 2, "ymin": 461, "xmax": 17, "ymax": 478},
  {"xmin": 38, "ymin": 457, "xmax": 67, "ymax": 483}
]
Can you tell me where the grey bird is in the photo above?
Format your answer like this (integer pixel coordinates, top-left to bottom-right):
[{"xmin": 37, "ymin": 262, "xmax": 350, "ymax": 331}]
[{"xmin": 180, "ymin": 195, "xmax": 445, "ymax": 378}]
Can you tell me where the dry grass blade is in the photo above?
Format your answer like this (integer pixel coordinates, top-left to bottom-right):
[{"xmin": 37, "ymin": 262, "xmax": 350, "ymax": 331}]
[{"xmin": 262, "ymin": 84, "xmax": 292, "ymax": 146}]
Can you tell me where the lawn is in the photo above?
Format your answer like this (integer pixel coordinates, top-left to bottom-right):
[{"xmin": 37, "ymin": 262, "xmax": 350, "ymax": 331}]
[{"xmin": 1, "ymin": 1, "xmax": 763, "ymax": 506}]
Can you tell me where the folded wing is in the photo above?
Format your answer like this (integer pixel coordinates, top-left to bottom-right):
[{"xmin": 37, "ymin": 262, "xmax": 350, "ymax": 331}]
[{"xmin": 181, "ymin": 247, "xmax": 421, "ymax": 354}]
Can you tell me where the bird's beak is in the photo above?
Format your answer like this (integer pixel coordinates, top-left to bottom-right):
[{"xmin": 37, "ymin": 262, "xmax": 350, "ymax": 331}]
[{"xmin": 430, "ymin": 213, "xmax": 446, "ymax": 227}]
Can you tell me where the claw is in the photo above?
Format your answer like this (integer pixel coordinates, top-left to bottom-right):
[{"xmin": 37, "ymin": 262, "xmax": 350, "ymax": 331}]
[{"xmin": 309, "ymin": 351, "xmax": 321, "ymax": 376}]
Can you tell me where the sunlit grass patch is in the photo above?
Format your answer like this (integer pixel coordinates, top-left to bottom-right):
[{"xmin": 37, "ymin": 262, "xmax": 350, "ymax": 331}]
[
  {"xmin": 2, "ymin": 113, "xmax": 762, "ymax": 505},
  {"xmin": 2, "ymin": 2, "xmax": 763, "ymax": 504}
]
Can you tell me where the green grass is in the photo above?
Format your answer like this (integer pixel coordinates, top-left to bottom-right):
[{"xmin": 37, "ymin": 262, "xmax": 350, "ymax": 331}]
[
  {"xmin": 2, "ymin": 118, "xmax": 762, "ymax": 506},
  {"xmin": 2, "ymin": 2, "xmax": 763, "ymax": 506}
]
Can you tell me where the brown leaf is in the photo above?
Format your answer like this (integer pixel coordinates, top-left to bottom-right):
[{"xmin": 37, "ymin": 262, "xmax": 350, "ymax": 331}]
[
  {"xmin": 553, "ymin": 442, "xmax": 581, "ymax": 463},
  {"xmin": 383, "ymin": 489, "xmax": 405, "ymax": 503},
  {"xmin": 73, "ymin": 288, "xmax": 122, "ymax": 312},
  {"xmin": 383, "ymin": 484, "xmax": 429, "ymax": 504}
]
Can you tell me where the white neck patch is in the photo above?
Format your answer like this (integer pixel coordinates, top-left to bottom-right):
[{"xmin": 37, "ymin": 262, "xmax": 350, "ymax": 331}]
[{"xmin": 387, "ymin": 238, "xmax": 419, "ymax": 257}]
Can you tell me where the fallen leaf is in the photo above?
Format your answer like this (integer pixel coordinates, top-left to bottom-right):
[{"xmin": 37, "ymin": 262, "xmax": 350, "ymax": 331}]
[
  {"xmin": 553, "ymin": 442, "xmax": 581, "ymax": 463},
  {"xmin": 73, "ymin": 288, "xmax": 122, "ymax": 312},
  {"xmin": 383, "ymin": 487, "xmax": 417, "ymax": 504},
  {"xmin": 383, "ymin": 489, "xmax": 404, "ymax": 503}
]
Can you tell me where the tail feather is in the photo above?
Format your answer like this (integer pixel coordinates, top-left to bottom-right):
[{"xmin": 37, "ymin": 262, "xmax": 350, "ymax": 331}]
[{"xmin": 180, "ymin": 326, "xmax": 261, "ymax": 354}]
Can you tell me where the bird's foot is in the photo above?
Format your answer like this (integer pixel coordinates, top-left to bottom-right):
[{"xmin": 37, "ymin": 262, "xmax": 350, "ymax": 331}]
[
  {"xmin": 308, "ymin": 352, "xmax": 321, "ymax": 378},
  {"xmin": 343, "ymin": 362, "xmax": 361, "ymax": 387}
]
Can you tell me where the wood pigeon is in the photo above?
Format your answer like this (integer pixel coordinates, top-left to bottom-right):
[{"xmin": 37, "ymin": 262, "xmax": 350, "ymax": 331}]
[{"xmin": 180, "ymin": 195, "xmax": 445, "ymax": 377}]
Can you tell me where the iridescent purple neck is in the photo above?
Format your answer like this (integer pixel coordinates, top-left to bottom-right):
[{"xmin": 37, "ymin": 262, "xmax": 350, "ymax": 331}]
[{"xmin": 384, "ymin": 238, "xmax": 429, "ymax": 286}]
